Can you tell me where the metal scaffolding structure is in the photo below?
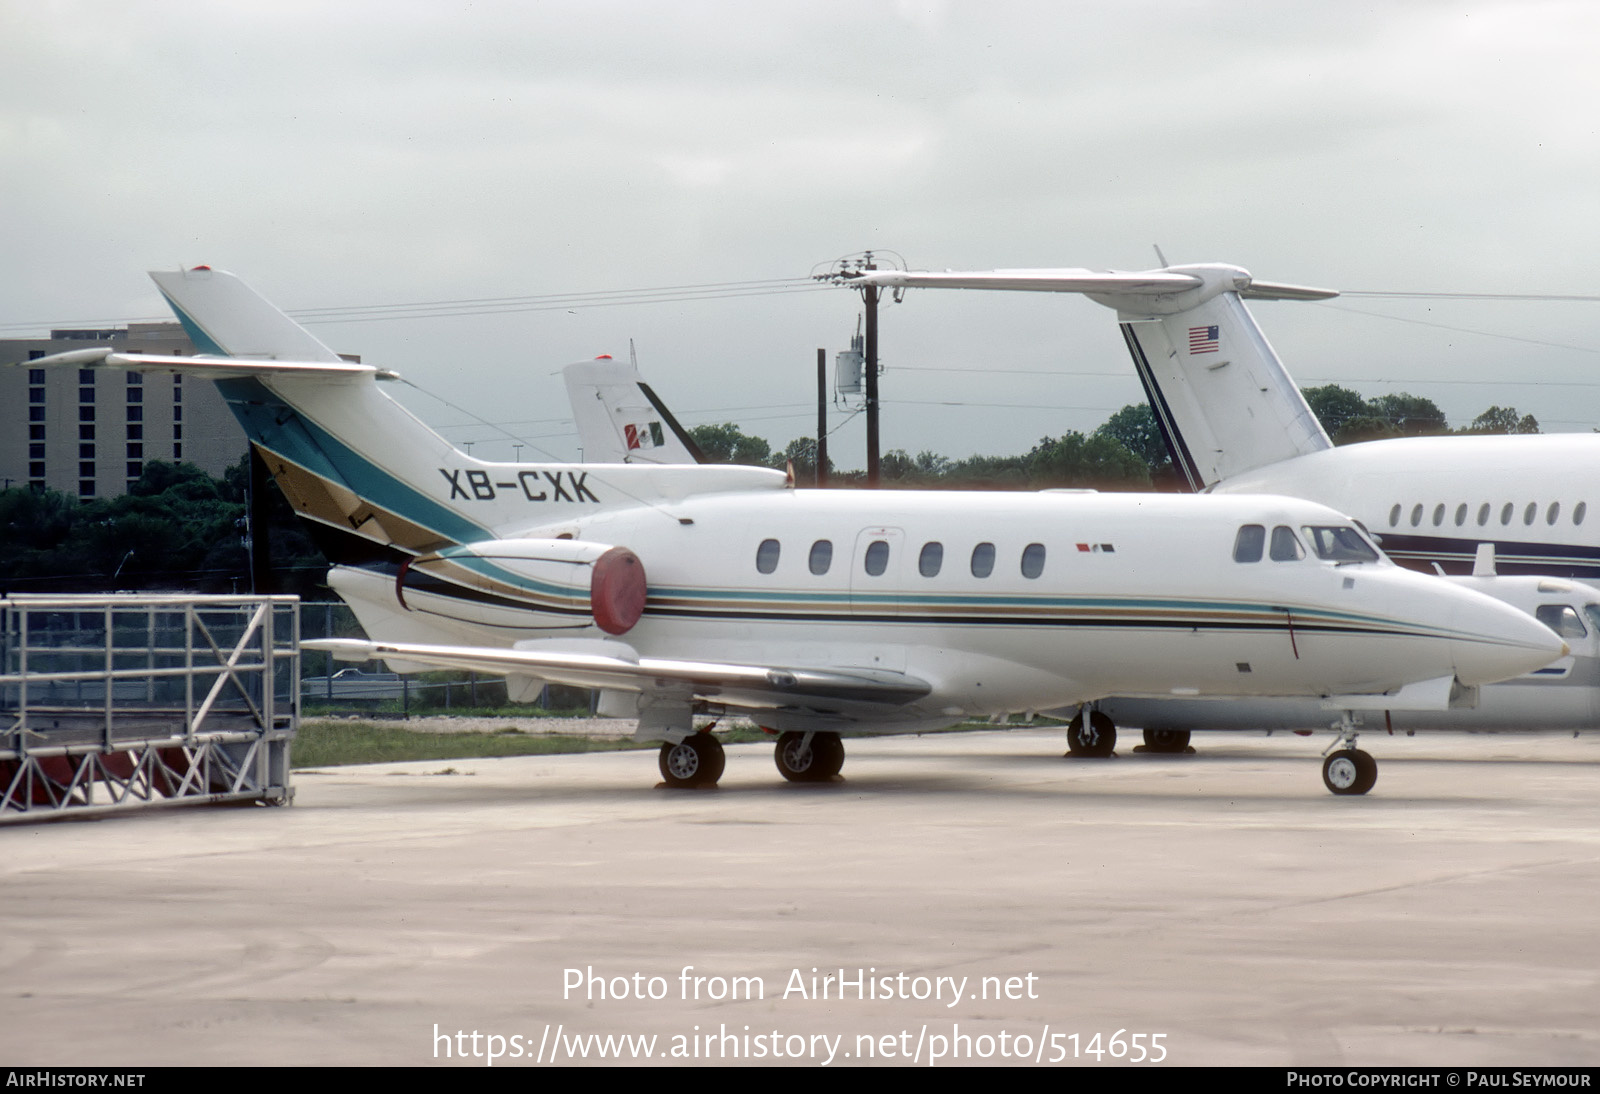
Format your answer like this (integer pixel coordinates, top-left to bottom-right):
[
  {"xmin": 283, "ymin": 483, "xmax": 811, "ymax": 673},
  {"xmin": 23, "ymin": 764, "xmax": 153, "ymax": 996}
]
[{"xmin": 0, "ymin": 594, "xmax": 299, "ymax": 821}]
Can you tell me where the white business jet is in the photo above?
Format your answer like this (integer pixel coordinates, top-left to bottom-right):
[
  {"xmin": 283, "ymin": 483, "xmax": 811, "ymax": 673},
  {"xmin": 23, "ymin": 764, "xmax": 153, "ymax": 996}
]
[
  {"xmin": 22, "ymin": 268, "xmax": 1565, "ymax": 794},
  {"xmin": 847, "ymin": 261, "xmax": 1600, "ymax": 760},
  {"xmin": 562, "ymin": 355, "xmax": 1600, "ymax": 775}
]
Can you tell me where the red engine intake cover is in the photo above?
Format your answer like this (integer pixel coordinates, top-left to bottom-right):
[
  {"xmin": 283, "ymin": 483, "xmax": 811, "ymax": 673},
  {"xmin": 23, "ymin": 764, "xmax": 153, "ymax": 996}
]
[{"xmin": 590, "ymin": 547, "xmax": 647, "ymax": 635}]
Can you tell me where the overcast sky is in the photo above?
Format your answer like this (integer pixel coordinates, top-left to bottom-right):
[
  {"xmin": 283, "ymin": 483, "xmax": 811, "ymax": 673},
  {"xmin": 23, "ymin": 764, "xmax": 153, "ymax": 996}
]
[{"xmin": 5, "ymin": 1, "xmax": 1599, "ymax": 464}]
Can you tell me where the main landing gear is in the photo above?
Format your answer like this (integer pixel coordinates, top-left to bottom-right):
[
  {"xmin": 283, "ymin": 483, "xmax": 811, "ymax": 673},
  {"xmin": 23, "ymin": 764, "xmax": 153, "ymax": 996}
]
[
  {"xmin": 658, "ymin": 731, "xmax": 726, "ymax": 789},
  {"xmin": 774, "ymin": 731, "xmax": 845, "ymax": 782},
  {"xmin": 1065, "ymin": 709, "xmax": 1117, "ymax": 758},
  {"xmin": 657, "ymin": 729, "xmax": 848, "ymax": 788},
  {"xmin": 1140, "ymin": 728, "xmax": 1192, "ymax": 754},
  {"xmin": 1068, "ymin": 710, "xmax": 1193, "ymax": 757}
]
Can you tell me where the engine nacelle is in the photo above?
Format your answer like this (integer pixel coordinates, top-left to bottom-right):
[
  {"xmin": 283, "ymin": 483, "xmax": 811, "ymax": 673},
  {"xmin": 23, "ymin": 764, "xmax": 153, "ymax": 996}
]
[{"xmin": 397, "ymin": 538, "xmax": 647, "ymax": 635}]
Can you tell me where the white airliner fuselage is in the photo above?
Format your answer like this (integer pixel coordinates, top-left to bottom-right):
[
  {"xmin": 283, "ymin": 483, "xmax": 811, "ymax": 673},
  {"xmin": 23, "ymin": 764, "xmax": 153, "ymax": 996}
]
[{"xmin": 1216, "ymin": 434, "xmax": 1600, "ymax": 576}]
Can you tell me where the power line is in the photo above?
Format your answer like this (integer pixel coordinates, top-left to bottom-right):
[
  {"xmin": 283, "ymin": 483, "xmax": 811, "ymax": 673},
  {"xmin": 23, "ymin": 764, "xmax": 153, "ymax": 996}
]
[
  {"xmin": 1343, "ymin": 290, "xmax": 1600, "ymax": 302},
  {"xmin": 0, "ymin": 276, "xmax": 828, "ymax": 334},
  {"xmin": 1313, "ymin": 301, "xmax": 1600, "ymax": 356}
]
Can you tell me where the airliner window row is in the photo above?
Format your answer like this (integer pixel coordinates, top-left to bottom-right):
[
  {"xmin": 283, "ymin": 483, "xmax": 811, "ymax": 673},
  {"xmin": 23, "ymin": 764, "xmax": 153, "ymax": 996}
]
[
  {"xmin": 756, "ymin": 538, "xmax": 1049, "ymax": 579},
  {"xmin": 1386, "ymin": 501, "xmax": 1589, "ymax": 530}
]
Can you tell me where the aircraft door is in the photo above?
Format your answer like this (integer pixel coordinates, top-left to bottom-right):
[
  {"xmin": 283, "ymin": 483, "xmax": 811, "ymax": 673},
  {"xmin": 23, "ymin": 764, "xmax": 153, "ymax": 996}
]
[
  {"xmin": 844, "ymin": 526, "xmax": 907, "ymax": 671},
  {"xmin": 850, "ymin": 526, "xmax": 906, "ymax": 615}
]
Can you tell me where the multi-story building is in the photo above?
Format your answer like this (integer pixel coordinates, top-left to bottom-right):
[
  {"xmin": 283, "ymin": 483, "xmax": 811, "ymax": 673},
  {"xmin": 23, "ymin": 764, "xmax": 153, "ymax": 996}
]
[{"xmin": 1, "ymin": 323, "xmax": 246, "ymax": 498}]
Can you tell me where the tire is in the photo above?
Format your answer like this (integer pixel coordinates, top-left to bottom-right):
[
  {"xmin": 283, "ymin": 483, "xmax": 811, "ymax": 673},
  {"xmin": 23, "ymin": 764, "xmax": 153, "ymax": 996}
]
[
  {"xmin": 810, "ymin": 732, "xmax": 845, "ymax": 778},
  {"xmin": 1066, "ymin": 710, "xmax": 1117, "ymax": 758},
  {"xmin": 659, "ymin": 733, "xmax": 725, "ymax": 788},
  {"xmin": 1142, "ymin": 728, "xmax": 1191, "ymax": 754},
  {"xmin": 1322, "ymin": 748, "xmax": 1378, "ymax": 796},
  {"xmin": 775, "ymin": 731, "xmax": 842, "ymax": 782}
]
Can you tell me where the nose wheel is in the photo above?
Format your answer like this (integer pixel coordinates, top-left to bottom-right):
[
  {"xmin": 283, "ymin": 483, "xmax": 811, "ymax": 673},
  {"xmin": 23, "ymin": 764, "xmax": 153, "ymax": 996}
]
[
  {"xmin": 1322, "ymin": 748, "xmax": 1378, "ymax": 795},
  {"xmin": 1321, "ymin": 717, "xmax": 1377, "ymax": 795}
]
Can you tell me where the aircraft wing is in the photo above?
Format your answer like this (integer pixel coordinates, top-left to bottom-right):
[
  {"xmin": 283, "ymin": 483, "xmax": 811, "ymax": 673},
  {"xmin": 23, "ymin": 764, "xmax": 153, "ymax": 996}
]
[{"xmin": 303, "ymin": 638, "xmax": 932, "ymax": 712}]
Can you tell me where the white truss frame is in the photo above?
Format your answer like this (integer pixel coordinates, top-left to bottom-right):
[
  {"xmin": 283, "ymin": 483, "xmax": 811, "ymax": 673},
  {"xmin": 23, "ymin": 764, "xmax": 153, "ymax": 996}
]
[{"xmin": 0, "ymin": 595, "xmax": 299, "ymax": 820}]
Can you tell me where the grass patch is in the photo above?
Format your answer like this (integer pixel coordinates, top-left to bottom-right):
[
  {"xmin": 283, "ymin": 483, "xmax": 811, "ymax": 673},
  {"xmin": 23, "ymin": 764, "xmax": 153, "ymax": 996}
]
[
  {"xmin": 293, "ymin": 720, "xmax": 649, "ymax": 768},
  {"xmin": 290, "ymin": 719, "xmax": 1020, "ymax": 769}
]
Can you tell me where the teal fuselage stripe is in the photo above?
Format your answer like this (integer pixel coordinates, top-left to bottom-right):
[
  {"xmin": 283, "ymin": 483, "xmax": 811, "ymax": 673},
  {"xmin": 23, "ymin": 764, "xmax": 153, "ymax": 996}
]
[{"xmin": 211, "ymin": 376, "xmax": 492, "ymax": 549}]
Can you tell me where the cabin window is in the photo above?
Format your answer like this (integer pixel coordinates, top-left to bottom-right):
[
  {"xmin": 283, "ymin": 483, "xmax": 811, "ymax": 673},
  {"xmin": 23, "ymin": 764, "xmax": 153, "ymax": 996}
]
[
  {"xmin": 1524, "ymin": 502, "xmax": 1537, "ymax": 526},
  {"xmin": 1500, "ymin": 503, "xmax": 1514, "ymax": 525},
  {"xmin": 971, "ymin": 542, "xmax": 995, "ymax": 578},
  {"xmin": 1431, "ymin": 504, "xmax": 1445, "ymax": 527},
  {"xmin": 755, "ymin": 538, "xmax": 780, "ymax": 574},
  {"xmin": 1454, "ymin": 503, "xmax": 1467, "ymax": 526},
  {"xmin": 1477, "ymin": 503, "xmax": 1490, "ymax": 526},
  {"xmin": 1535, "ymin": 604, "xmax": 1587, "ymax": 639},
  {"xmin": 918, "ymin": 542, "xmax": 943, "ymax": 577},
  {"xmin": 1547, "ymin": 502, "xmax": 1561, "ymax": 526},
  {"xmin": 1409, "ymin": 504, "xmax": 1422, "ymax": 527},
  {"xmin": 1269, "ymin": 525, "xmax": 1306, "ymax": 561},
  {"xmin": 809, "ymin": 539, "xmax": 832, "ymax": 575},
  {"xmin": 1388, "ymin": 504, "xmax": 1401, "ymax": 527},
  {"xmin": 1584, "ymin": 604, "xmax": 1600, "ymax": 634},
  {"xmin": 1234, "ymin": 525, "xmax": 1265, "ymax": 562},
  {"xmin": 1576, "ymin": 502, "xmax": 1588, "ymax": 526},
  {"xmin": 1021, "ymin": 543, "xmax": 1046, "ymax": 579},
  {"xmin": 864, "ymin": 540, "xmax": 890, "ymax": 576}
]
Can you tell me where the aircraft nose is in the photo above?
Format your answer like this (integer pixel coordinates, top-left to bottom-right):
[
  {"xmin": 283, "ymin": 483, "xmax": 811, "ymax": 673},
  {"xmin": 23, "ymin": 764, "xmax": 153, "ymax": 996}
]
[{"xmin": 1450, "ymin": 595, "xmax": 1569, "ymax": 685}]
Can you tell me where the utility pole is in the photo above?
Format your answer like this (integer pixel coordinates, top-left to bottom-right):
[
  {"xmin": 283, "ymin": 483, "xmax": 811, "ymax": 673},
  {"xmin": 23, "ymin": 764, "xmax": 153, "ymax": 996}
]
[
  {"xmin": 815, "ymin": 348, "xmax": 829, "ymax": 487},
  {"xmin": 815, "ymin": 249, "xmax": 898, "ymax": 487},
  {"xmin": 861, "ymin": 253, "xmax": 880, "ymax": 487}
]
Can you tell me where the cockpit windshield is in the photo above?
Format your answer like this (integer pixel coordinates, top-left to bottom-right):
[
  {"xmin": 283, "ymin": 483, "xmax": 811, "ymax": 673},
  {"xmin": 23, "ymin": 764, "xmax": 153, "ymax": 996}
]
[{"xmin": 1300, "ymin": 525, "xmax": 1381, "ymax": 564}]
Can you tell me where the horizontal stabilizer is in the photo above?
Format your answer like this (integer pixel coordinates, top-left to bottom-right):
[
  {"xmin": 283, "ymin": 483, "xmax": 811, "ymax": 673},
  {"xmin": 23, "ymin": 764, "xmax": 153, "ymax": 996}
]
[
  {"xmin": 23, "ymin": 346, "xmax": 381, "ymax": 381},
  {"xmin": 853, "ymin": 261, "xmax": 1337, "ymax": 487},
  {"xmin": 854, "ymin": 268, "xmax": 1205, "ymax": 294},
  {"xmin": 854, "ymin": 266, "xmax": 1337, "ymax": 303}
]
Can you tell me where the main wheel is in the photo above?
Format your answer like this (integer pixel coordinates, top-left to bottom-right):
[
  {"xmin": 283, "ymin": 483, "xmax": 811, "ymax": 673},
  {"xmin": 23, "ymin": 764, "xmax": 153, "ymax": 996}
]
[
  {"xmin": 658, "ymin": 733, "xmax": 725, "ymax": 788},
  {"xmin": 1322, "ymin": 748, "xmax": 1377, "ymax": 796},
  {"xmin": 1142, "ymin": 728, "xmax": 1191, "ymax": 753},
  {"xmin": 775, "ymin": 731, "xmax": 843, "ymax": 782},
  {"xmin": 1066, "ymin": 710, "xmax": 1117, "ymax": 758},
  {"xmin": 810, "ymin": 732, "xmax": 845, "ymax": 778}
]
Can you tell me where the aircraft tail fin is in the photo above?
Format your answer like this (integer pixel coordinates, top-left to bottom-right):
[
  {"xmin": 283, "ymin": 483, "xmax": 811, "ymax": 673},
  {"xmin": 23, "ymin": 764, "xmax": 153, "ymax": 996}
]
[
  {"xmin": 150, "ymin": 265, "xmax": 344, "ymax": 362},
  {"xmin": 562, "ymin": 357, "xmax": 704, "ymax": 464},
  {"xmin": 857, "ymin": 263, "xmax": 1338, "ymax": 490}
]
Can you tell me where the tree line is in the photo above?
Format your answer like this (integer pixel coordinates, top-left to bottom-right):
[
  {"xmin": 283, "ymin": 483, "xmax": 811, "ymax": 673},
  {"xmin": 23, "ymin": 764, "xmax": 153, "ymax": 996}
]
[
  {"xmin": 696, "ymin": 385, "xmax": 1542, "ymax": 491},
  {"xmin": 0, "ymin": 385, "xmax": 1541, "ymax": 593}
]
